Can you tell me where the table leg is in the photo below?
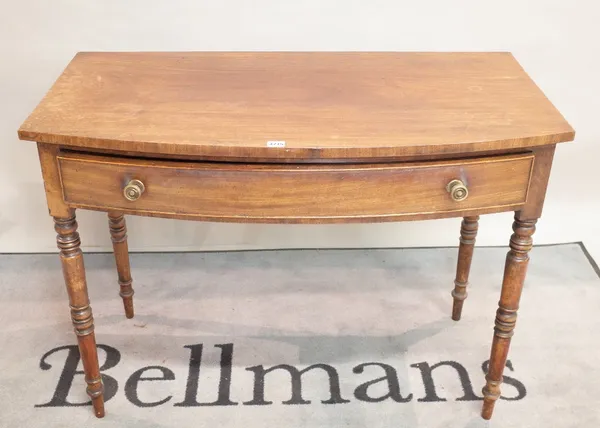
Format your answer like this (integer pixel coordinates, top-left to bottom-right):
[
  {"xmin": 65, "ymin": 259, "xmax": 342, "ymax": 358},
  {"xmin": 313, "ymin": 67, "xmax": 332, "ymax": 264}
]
[
  {"xmin": 481, "ymin": 214, "xmax": 536, "ymax": 419},
  {"xmin": 451, "ymin": 216, "xmax": 479, "ymax": 321},
  {"xmin": 54, "ymin": 213, "xmax": 105, "ymax": 418},
  {"xmin": 108, "ymin": 212, "xmax": 134, "ymax": 318}
]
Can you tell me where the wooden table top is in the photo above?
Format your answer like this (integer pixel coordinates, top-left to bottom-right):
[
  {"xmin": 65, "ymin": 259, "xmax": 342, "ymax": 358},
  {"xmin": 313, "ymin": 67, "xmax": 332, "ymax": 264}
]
[{"xmin": 19, "ymin": 52, "xmax": 574, "ymax": 161}]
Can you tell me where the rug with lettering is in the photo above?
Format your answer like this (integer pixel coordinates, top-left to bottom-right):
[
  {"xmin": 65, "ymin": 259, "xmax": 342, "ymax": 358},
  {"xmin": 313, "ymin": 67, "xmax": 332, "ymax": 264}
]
[{"xmin": 1, "ymin": 243, "xmax": 599, "ymax": 427}]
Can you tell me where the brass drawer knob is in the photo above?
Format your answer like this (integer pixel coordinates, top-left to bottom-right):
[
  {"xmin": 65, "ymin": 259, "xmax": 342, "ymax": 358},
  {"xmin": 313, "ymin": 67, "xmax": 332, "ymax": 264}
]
[
  {"xmin": 123, "ymin": 179, "xmax": 145, "ymax": 201},
  {"xmin": 446, "ymin": 179, "xmax": 468, "ymax": 201}
]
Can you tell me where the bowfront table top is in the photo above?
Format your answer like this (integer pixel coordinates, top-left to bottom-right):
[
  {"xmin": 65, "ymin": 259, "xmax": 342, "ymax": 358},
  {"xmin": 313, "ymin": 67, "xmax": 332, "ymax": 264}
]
[
  {"xmin": 19, "ymin": 52, "xmax": 573, "ymax": 160},
  {"xmin": 19, "ymin": 52, "xmax": 574, "ymax": 420}
]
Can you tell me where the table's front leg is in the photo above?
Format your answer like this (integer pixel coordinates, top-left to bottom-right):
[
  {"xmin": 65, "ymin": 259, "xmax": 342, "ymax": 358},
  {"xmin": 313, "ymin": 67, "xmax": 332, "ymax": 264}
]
[
  {"xmin": 54, "ymin": 212, "xmax": 105, "ymax": 418},
  {"xmin": 481, "ymin": 214, "xmax": 536, "ymax": 419}
]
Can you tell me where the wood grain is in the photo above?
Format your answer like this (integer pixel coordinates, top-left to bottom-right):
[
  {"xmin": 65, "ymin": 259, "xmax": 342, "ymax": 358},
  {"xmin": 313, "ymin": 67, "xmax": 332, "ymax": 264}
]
[
  {"xmin": 451, "ymin": 216, "xmax": 479, "ymax": 321},
  {"xmin": 54, "ymin": 213, "xmax": 104, "ymax": 417},
  {"xmin": 482, "ymin": 216, "xmax": 536, "ymax": 419},
  {"xmin": 518, "ymin": 144, "xmax": 556, "ymax": 220},
  {"xmin": 56, "ymin": 152, "xmax": 534, "ymax": 224},
  {"xmin": 37, "ymin": 143, "xmax": 71, "ymax": 217},
  {"xmin": 19, "ymin": 52, "xmax": 574, "ymax": 161},
  {"xmin": 108, "ymin": 212, "xmax": 134, "ymax": 319}
]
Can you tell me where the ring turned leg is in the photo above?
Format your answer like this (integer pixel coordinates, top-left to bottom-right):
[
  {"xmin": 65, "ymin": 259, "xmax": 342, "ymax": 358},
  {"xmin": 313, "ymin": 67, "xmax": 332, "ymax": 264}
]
[
  {"xmin": 108, "ymin": 212, "xmax": 135, "ymax": 319},
  {"xmin": 481, "ymin": 215, "xmax": 536, "ymax": 420},
  {"xmin": 451, "ymin": 216, "xmax": 479, "ymax": 321},
  {"xmin": 55, "ymin": 213, "xmax": 105, "ymax": 418}
]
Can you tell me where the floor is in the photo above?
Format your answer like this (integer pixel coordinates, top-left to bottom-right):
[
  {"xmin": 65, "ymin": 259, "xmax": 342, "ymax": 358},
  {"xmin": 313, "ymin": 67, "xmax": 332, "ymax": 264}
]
[{"xmin": 0, "ymin": 243, "xmax": 599, "ymax": 427}]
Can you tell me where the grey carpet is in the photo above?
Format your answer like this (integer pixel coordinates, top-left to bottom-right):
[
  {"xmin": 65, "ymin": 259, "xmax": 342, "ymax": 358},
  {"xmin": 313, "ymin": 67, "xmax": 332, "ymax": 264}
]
[{"xmin": 0, "ymin": 243, "xmax": 599, "ymax": 427}]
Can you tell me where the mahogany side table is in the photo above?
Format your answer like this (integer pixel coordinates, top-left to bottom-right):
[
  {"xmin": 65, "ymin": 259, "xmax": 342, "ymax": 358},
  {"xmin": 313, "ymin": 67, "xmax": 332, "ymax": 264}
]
[{"xmin": 18, "ymin": 52, "xmax": 574, "ymax": 420}]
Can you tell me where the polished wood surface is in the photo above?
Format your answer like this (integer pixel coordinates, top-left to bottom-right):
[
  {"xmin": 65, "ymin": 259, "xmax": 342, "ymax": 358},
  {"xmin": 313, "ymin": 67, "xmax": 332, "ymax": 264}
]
[
  {"xmin": 451, "ymin": 216, "xmax": 479, "ymax": 321},
  {"xmin": 56, "ymin": 151, "xmax": 534, "ymax": 223},
  {"xmin": 518, "ymin": 145, "xmax": 556, "ymax": 219},
  {"xmin": 108, "ymin": 213, "xmax": 134, "ymax": 319},
  {"xmin": 54, "ymin": 214, "xmax": 104, "ymax": 417},
  {"xmin": 482, "ymin": 216, "xmax": 536, "ymax": 419},
  {"xmin": 21, "ymin": 52, "xmax": 575, "ymax": 420},
  {"xmin": 19, "ymin": 52, "xmax": 574, "ymax": 161},
  {"xmin": 37, "ymin": 144, "xmax": 71, "ymax": 218}
]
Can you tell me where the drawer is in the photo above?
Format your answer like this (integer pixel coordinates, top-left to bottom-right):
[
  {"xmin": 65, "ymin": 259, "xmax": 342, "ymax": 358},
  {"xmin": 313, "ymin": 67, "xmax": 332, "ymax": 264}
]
[{"xmin": 56, "ymin": 152, "xmax": 534, "ymax": 223}]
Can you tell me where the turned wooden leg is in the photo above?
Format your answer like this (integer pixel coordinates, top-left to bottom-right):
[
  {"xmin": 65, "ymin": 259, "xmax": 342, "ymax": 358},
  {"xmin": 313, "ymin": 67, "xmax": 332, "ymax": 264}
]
[
  {"xmin": 108, "ymin": 212, "xmax": 135, "ymax": 319},
  {"xmin": 451, "ymin": 216, "xmax": 479, "ymax": 321},
  {"xmin": 55, "ymin": 213, "xmax": 105, "ymax": 418},
  {"xmin": 481, "ymin": 215, "xmax": 536, "ymax": 420}
]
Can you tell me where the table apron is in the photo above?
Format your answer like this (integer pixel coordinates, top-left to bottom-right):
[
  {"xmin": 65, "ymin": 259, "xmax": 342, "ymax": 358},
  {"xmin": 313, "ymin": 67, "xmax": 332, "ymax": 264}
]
[{"xmin": 55, "ymin": 152, "xmax": 534, "ymax": 224}]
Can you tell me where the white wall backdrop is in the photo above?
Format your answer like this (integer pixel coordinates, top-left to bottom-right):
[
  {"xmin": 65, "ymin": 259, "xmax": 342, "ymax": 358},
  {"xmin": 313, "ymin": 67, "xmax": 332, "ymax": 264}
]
[{"xmin": 1, "ymin": 1, "xmax": 598, "ymax": 259}]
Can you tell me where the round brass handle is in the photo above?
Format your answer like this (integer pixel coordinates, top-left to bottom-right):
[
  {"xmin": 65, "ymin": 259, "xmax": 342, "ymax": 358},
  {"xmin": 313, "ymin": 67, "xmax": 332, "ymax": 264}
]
[
  {"xmin": 446, "ymin": 179, "xmax": 468, "ymax": 202},
  {"xmin": 123, "ymin": 179, "xmax": 145, "ymax": 201}
]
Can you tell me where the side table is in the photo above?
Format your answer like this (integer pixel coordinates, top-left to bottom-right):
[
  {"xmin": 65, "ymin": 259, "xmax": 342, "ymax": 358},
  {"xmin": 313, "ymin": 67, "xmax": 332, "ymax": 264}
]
[{"xmin": 18, "ymin": 52, "xmax": 575, "ymax": 420}]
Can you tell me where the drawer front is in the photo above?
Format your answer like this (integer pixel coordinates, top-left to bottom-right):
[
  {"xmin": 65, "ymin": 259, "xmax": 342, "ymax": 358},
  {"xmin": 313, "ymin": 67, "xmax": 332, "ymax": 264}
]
[{"xmin": 57, "ymin": 153, "xmax": 533, "ymax": 223}]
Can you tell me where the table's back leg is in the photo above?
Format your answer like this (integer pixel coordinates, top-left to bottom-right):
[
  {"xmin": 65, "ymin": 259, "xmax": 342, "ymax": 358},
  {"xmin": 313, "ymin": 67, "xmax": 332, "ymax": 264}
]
[
  {"xmin": 108, "ymin": 212, "xmax": 135, "ymax": 319},
  {"xmin": 54, "ymin": 212, "xmax": 105, "ymax": 417},
  {"xmin": 451, "ymin": 216, "xmax": 479, "ymax": 321},
  {"xmin": 481, "ymin": 214, "xmax": 536, "ymax": 419}
]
